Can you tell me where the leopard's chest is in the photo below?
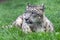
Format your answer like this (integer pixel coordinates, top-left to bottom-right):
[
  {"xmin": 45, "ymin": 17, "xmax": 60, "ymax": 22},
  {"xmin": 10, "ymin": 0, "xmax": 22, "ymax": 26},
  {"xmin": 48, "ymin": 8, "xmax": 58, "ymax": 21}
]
[{"xmin": 28, "ymin": 23, "xmax": 45, "ymax": 32}]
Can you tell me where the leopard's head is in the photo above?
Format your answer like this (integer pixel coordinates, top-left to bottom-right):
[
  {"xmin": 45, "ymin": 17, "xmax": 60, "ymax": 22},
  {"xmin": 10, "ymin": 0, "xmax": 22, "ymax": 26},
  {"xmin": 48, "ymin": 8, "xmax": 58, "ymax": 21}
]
[{"xmin": 25, "ymin": 3, "xmax": 45, "ymax": 24}]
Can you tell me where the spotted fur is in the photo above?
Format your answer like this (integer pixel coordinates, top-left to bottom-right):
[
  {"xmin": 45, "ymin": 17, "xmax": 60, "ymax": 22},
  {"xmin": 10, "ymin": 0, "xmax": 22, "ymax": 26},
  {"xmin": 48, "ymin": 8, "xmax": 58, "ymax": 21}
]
[{"xmin": 13, "ymin": 4, "xmax": 54, "ymax": 33}]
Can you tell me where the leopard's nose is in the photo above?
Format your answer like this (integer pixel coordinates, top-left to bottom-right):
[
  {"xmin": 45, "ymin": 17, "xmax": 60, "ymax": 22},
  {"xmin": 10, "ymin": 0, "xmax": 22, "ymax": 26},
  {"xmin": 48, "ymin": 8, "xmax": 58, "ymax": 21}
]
[
  {"xmin": 25, "ymin": 19, "xmax": 29, "ymax": 21},
  {"xmin": 25, "ymin": 18, "xmax": 30, "ymax": 22},
  {"xmin": 25, "ymin": 19, "xmax": 30, "ymax": 23},
  {"xmin": 26, "ymin": 19, "xmax": 33, "ymax": 24},
  {"xmin": 26, "ymin": 19, "xmax": 30, "ymax": 23}
]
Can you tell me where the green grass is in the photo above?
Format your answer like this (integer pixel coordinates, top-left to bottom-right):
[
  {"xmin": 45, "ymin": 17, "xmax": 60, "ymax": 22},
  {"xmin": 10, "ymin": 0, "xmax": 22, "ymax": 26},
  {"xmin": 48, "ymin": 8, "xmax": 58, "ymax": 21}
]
[{"xmin": 0, "ymin": 0, "xmax": 60, "ymax": 40}]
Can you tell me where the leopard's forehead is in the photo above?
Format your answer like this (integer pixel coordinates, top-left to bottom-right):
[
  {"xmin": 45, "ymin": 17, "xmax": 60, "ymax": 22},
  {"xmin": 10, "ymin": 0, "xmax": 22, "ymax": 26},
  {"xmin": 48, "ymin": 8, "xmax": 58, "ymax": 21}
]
[
  {"xmin": 26, "ymin": 5, "xmax": 44, "ymax": 11},
  {"xmin": 25, "ymin": 4, "xmax": 44, "ymax": 16},
  {"xmin": 27, "ymin": 5, "xmax": 43, "ymax": 9}
]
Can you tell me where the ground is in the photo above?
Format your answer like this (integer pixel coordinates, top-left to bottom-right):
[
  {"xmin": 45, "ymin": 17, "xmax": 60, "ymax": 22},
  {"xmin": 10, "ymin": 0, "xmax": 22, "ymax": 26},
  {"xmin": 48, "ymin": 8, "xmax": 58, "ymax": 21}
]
[{"xmin": 0, "ymin": 0, "xmax": 60, "ymax": 40}]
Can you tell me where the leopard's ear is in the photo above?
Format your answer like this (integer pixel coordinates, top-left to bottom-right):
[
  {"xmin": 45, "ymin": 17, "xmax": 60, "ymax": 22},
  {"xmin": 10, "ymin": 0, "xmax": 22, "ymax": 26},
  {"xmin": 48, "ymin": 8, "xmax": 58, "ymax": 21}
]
[
  {"xmin": 39, "ymin": 3, "xmax": 45, "ymax": 12},
  {"xmin": 41, "ymin": 4, "xmax": 44, "ymax": 7},
  {"xmin": 26, "ymin": 3, "xmax": 31, "ymax": 8},
  {"xmin": 27, "ymin": 3, "xmax": 31, "ymax": 6},
  {"xmin": 41, "ymin": 3, "xmax": 45, "ymax": 9}
]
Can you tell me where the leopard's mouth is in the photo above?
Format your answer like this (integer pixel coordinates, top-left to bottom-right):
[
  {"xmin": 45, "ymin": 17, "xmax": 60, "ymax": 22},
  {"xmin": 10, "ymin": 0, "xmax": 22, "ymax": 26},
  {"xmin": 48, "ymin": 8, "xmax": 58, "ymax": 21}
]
[
  {"xmin": 25, "ymin": 19, "xmax": 33, "ymax": 24},
  {"xmin": 26, "ymin": 21, "xmax": 33, "ymax": 24}
]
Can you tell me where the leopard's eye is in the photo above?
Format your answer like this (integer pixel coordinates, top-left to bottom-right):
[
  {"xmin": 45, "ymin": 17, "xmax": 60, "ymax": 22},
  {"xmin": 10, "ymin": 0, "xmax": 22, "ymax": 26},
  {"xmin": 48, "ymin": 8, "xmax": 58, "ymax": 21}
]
[{"xmin": 32, "ymin": 11, "xmax": 36, "ymax": 14}]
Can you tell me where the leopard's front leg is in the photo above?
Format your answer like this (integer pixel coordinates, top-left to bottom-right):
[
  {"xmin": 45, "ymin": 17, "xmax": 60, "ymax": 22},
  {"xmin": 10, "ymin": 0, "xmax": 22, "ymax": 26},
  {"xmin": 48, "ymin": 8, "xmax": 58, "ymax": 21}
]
[{"xmin": 22, "ymin": 19, "xmax": 32, "ymax": 33}]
